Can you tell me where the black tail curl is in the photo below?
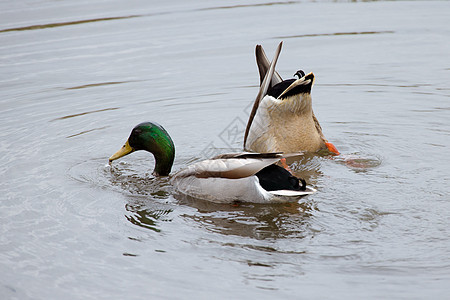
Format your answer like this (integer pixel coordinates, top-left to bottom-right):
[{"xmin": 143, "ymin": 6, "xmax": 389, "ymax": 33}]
[{"xmin": 256, "ymin": 164, "xmax": 307, "ymax": 192}]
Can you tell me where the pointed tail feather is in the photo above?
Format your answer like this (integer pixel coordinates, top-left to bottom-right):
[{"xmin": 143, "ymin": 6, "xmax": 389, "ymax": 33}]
[{"xmin": 244, "ymin": 41, "xmax": 283, "ymax": 149}]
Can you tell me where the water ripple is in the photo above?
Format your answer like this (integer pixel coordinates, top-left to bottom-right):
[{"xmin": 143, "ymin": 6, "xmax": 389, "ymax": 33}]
[
  {"xmin": 0, "ymin": 15, "xmax": 141, "ymax": 33},
  {"xmin": 51, "ymin": 107, "xmax": 119, "ymax": 122},
  {"xmin": 66, "ymin": 126, "xmax": 109, "ymax": 138},
  {"xmin": 275, "ymin": 30, "xmax": 394, "ymax": 39},
  {"xmin": 65, "ymin": 81, "xmax": 134, "ymax": 90},
  {"xmin": 199, "ymin": 1, "xmax": 298, "ymax": 11}
]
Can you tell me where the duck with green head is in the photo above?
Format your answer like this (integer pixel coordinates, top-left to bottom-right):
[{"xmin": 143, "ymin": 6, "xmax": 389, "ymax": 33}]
[
  {"xmin": 109, "ymin": 122, "xmax": 175, "ymax": 176},
  {"xmin": 109, "ymin": 122, "xmax": 316, "ymax": 204}
]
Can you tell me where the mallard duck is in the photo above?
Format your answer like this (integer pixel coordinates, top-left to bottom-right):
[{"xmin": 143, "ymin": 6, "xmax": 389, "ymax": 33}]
[
  {"xmin": 244, "ymin": 41, "xmax": 339, "ymax": 155},
  {"xmin": 109, "ymin": 122, "xmax": 316, "ymax": 203}
]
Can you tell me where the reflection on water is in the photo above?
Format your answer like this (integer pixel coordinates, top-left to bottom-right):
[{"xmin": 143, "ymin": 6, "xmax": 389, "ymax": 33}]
[
  {"xmin": 288, "ymin": 151, "xmax": 381, "ymax": 178},
  {"xmin": 288, "ymin": 153, "xmax": 324, "ymax": 180},
  {"xmin": 121, "ymin": 189, "xmax": 318, "ymax": 240},
  {"xmin": 125, "ymin": 197, "xmax": 173, "ymax": 233},
  {"xmin": 177, "ymin": 195, "xmax": 317, "ymax": 240},
  {"xmin": 332, "ymin": 153, "xmax": 382, "ymax": 172}
]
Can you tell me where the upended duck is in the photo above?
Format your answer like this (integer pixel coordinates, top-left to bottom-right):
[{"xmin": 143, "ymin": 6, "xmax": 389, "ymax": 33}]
[
  {"xmin": 244, "ymin": 41, "xmax": 339, "ymax": 155},
  {"xmin": 109, "ymin": 122, "xmax": 316, "ymax": 203}
]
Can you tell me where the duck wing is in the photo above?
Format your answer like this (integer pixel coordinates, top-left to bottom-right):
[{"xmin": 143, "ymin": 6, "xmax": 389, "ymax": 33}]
[
  {"xmin": 172, "ymin": 152, "xmax": 284, "ymax": 180},
  {"xmin": 212, "ymin": 152, "xmax": 282, "ymax": 159},
  {"xmin": 244, "ymin": 41, "xmax": 283, "ymax": 148},
  {"xmin": 312, "ymin": 112, "xmax": 326, "ymax": 142}
]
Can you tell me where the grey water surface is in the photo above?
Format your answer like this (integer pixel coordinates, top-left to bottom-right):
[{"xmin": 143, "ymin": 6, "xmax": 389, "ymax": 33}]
[{"xmin": 1, "ymin": 0, "xmax": 449, "ymax": 299}]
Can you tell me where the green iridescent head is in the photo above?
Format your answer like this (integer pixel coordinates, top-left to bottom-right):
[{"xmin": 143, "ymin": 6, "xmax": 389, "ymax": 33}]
[{"xmin": 109, "ymin": 122, "xmax": 175, "ymax": 176}]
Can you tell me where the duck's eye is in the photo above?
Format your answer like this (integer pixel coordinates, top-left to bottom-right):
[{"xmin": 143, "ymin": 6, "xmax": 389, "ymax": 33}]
[{"xmin": 294, "ymin": 70, "xmax": 305, "ymax": 79}]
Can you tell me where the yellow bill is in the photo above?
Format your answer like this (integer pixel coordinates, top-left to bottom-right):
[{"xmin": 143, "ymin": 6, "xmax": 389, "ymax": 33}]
[{"xmin": 109, "ymin": 140, "xmax": 134, "ymax": 163}]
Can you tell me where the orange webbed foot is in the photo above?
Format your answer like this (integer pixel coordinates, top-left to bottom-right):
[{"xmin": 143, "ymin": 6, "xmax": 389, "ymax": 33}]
[
  {"xmin": 325, "ymin": 142, "xmax": 340, "ymax": 155},
  {"xmin": 279, "ymin": 158, "xmax": 293, "ymax": 174}
]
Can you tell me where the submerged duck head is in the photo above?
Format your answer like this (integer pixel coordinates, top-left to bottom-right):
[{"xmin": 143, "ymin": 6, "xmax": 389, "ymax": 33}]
[
  {"xmin": 244, "ymin": 42, "xmax": 339, "ymax": 154},
  {"xmin": 109, "ymin": 122, "xmax": 175, "ymax": 176}
]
